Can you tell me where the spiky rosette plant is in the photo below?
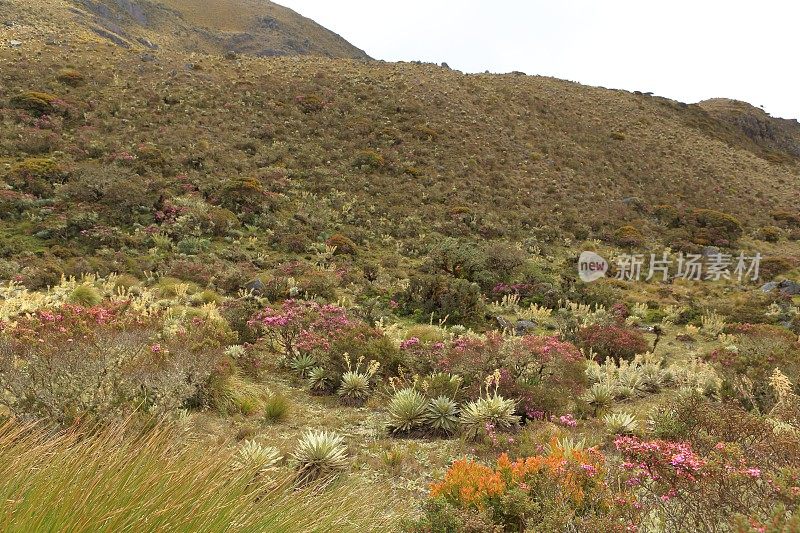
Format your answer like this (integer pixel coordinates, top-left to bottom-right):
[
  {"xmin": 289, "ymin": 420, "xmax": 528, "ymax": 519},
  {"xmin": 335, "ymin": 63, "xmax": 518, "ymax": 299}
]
[
  {"xmin": 425, "ymin": 396, "xmax": 460, "ymax": 435},
  {"xmin": 337, "ymin": 354, "xmax": 379, "ymax": 406},
  {"xmin": 582, "ymin": 382, "xmax": 615, "ymax": 411},
  {"xmin": 603, "ymin": 412, "xmax": 638, "ymax": 435},
  {"xmin": 459, "ymin": 371, "xmax": 520, "ymax": 439},
  {"xmin": 387, "ymin": 388, "xmax": 427, "ymax": 434},
  {"xmin": 291, "ymin": 430, "xmax": 349, "ymax": 483},
  {"xmin": 233, "ymin": 440, "xmax": 283, "ymax": 474},
  {"xmin": 290, "ymin": 353, "xmax": 316, "ymax": 377},
  {"xmin": 307, "ymin": 366, "xmax": 329, "ymax": 394}
]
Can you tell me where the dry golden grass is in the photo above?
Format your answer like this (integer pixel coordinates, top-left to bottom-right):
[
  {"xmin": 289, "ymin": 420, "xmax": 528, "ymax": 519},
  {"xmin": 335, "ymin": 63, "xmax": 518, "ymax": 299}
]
[{"xmin": 0, "ymin": 419, "xmax": 398, "ymax": 532}]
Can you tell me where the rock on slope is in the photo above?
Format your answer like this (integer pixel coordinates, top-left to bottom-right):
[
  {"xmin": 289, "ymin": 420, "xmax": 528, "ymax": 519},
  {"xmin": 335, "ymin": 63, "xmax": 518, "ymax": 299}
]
[{"xmin": 699, "ymin": 98, "xmax": 800, "ymax": 159}]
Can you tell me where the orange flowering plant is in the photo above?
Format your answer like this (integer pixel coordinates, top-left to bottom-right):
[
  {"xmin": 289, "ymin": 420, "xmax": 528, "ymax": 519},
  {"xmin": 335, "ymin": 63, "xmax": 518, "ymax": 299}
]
[{"xmin": 426, "ymin": 439, "xmax": 640, "ymax": 531}]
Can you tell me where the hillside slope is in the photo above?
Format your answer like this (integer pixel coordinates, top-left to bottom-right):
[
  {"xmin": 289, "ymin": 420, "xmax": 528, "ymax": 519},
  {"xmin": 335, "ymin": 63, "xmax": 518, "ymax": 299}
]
[
  {"xmin": 699, "ymin": 98, "xmax": 800, "ymax": 159},
  {"xmin": 0, "ymin": 11, "xmax": 798, "ymax": 288},
  {"xmin": 1, "ymin": 0, "xmax": 370, "ymax": 58}
]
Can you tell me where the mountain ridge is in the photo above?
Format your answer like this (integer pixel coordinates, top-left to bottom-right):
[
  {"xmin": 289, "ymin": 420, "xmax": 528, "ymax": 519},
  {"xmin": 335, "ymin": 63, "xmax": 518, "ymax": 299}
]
[{"xmin": 3, "ymin": 0, "xmax": 371, "ymax": 59}]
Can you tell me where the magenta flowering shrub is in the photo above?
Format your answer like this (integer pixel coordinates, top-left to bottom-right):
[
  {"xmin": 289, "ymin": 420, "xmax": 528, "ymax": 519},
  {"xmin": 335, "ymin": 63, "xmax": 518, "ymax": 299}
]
[
  {"xmin": 248, "ymin": 300, "xmax": 353, "ymax": 357},
  {"xmin": 614, "ymin": 436, "xmax": 800, "ymax": 531},
  {"xmin": 249, "ymin": 300, "xmax": 403, "ymax": 379},
  {"xmin": 430, "ymin": 333, "xmax": 587, "ymax": 415}
]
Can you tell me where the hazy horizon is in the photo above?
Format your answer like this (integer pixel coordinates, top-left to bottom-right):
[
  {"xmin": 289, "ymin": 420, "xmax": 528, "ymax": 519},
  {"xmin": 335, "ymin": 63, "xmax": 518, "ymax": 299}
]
[{"xmin": 279, "ymin": 0, "xmax": 800, "ymax": 120}]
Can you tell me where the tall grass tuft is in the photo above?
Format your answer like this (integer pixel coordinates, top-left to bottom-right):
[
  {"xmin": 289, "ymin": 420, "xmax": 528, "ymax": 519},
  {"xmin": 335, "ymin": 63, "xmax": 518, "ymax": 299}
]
[{"xmin": 0, "ymin": 420, "xmax": 395, "ymax": 532}]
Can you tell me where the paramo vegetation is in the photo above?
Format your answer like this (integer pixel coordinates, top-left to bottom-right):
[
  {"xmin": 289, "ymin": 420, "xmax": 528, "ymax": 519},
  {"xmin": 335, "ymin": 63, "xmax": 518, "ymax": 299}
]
[{"xmin": 1, "ymin": 2, "xmax": 800, "ymax": 531}]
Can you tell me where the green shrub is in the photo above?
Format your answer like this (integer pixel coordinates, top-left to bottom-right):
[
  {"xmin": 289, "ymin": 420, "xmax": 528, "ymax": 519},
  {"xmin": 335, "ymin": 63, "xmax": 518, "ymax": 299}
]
[
  {"xmin": 9, "ymin": 91, "xmax": 59, "ymax": 116},
  {"xmin": 759, "ymin": 225, "xmax": 782, "ymax": 243},
  {"xmin": 352, "ymin": 150, "xmax": 385, "ymax": 170},
  {"xmin": 325, "ymin": 233, "xmax": 358, "ymax": 255},
  {"xmin": 56, "ymin": 68, "xmax": 85, "ymax": 87},
  {"xmin": 218, "ymin": 177, "xmax": 272, "ymax": 215},
  {"xmin": 0, "ymin": 190, "xmax": 36, "ymax": 219},
  {"xmin": 176, "ymin": 237, "xmax": 211, "ymax": 255},
  {"xmin": 759, "ymin": 256, "xmax": 796, "ymax": 280},
  {"xmin": 653, "ymin": 204, "xmax": 681, "ymax": 227},
  {"xmin": 771, "ymin": 209, "xmax": 800, "ymax": 227},
  {"xmin": 295, "ymin": 94, "xmax": 325, "ymax": 113},
  {"xmin": 57, "ymin": 165, "xmax": 159, "ymax": 224},
  {"xmin": 207, "ymin": 207, "xmax": 241, "ymax": 236},
  {"xmin": 686, "ymin": 208, "xmax": 743, "ymax": 246},
  {"xmin": 402, "ymin": 274, "xmax": 486, "ymax": 327},
  {"xmin": 6, "ymin": 158, "xmax": 68, "ymax": 197},
  {"xmin": 613, "ymin": 225, "xmax": 645, "ymax": 247}
]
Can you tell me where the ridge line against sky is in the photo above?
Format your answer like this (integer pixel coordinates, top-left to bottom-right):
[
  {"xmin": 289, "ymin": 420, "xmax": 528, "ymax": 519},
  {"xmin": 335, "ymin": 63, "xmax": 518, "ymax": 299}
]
[{"xmin": 279, "ymin": 0, "xmax": 799, "ymax": 120}]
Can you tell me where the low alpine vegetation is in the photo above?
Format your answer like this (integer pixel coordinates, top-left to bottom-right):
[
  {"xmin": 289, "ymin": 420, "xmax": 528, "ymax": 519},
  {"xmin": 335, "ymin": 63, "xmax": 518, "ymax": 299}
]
[
  {"xmin": 387, "ymin": 388, "xmax": 428, "ymax": 435},
  {"xmin": 292, "ymin": 430, "xmax": 350, "ymax": 482}
]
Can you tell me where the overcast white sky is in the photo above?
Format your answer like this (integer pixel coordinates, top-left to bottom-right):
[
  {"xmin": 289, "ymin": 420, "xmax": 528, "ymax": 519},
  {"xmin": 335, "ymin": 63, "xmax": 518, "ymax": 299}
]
[{"xmin": 279, "ymin": 1, "xmax": 799, "ymax": 120}]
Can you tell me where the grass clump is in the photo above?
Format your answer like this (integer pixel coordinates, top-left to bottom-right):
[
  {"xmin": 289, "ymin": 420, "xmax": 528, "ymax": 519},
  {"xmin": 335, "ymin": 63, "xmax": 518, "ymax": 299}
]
[
  {"xmin": 263, "ymin": 393, "xmax": 290, "ymax": 424},
  {"xmin": 68, "ymin": 284, "xmax": 102, "ymax": 306},
  {"xmin": 0, "ymin": 421, "xmax": 392, "ymax": 532},
  {"xmin": 212, "ymin": 373, "xmax": 266, "ymax": 416}
]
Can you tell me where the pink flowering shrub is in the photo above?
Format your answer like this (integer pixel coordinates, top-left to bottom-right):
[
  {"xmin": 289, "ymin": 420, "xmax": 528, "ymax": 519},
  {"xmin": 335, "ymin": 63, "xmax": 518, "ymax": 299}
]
[
  {"xmin": 249, "ymin": 300, "xmax": 403, "ymax": 379},
  {"xmin": 249, "ymin": 300, "xmax": 352, "ymax": 357},
  {"xmin": 433, "ymin": 333, "xmax": 587, "ymax": 415},
  {"xmin": 615, "ymin": 435, "xmax": 800, "ymax": 531}
]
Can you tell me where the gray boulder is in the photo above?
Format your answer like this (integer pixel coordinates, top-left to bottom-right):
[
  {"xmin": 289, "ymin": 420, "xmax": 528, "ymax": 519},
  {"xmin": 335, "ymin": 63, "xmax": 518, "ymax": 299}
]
[
  {"xmin": 761, "ymin": 281, "xmax": 780, "ymax": 292},
  {"xmin": 515, "ymin": 320, "xmax": 537, "ymax": 336},
  {"xmin": 761, "ymin": 279, "xmax": 800, "ymax": 296},
  {"xmin": 244, "ymin": 279, "xmax": 266, "ymax": 295}
]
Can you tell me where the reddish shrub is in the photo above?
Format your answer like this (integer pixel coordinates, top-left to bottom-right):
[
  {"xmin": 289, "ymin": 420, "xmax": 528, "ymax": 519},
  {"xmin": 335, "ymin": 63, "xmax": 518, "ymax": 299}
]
[{"xmin": 577, "ymin": 323, "xmax": 650, "ymax": 363}]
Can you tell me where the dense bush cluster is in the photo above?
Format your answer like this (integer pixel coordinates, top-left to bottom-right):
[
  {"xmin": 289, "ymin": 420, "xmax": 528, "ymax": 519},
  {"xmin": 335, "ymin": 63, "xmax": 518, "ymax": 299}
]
[{"xmin": 0, "ymin": 303, "xmax": 224, "ymax": 425}]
